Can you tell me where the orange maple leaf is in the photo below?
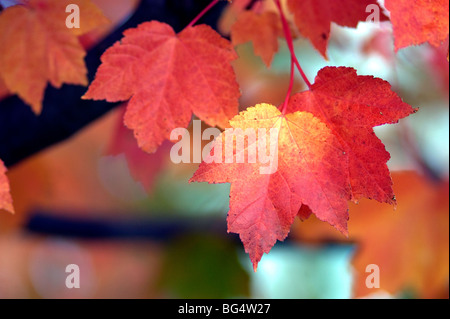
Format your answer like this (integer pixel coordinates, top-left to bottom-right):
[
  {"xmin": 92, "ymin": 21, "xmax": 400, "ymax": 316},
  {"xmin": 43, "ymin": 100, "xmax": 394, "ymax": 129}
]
[
  {"xmin": 294, "ymin": 171, "xmax": 449, "ymax": 298},
  {"xmin": 231, "ymin": 10, "xmax": 282, "ymax": 67},
  {"xmin": 191, "ymin": 103, "xmax": 351, "ymax": 270},
  {"xmin": 385, "ymin": 0, "xmax": 449, "ymax": 51},
  {"xmin": 287, "ymin": 0, "xmax": 387, "ymax": 58},
  {"xmin": 0, "ymin": 76, "xmax": 10, "ymax": 101},
  {"xmin": 83, "ymin": 21, "xmax": 240, "ymax": 153},
  {"xmin": 191, "ymin": 67, "xmax": 416, "ymax": 270},
  {"xmin": 0, "ymin": 0, "xmax": 109, "ymax": 113},
  {"xmin": 0, "ymin": 160, "xmax": 14, "ymax": 214}
]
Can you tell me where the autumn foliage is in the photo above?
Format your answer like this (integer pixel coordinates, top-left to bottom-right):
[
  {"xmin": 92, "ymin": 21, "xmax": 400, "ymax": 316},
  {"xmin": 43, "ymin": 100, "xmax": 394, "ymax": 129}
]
[
  {"xmin": 191, "ymin": 65, "xmax": 417, "ymax": 270},
  {"xmin": 83, "ymin": 21, "xmax": 240, "ymax": 153},
  {"xmin": 0, "ymin": 160, "xmax": 13, "ymax": 214},
  {"xmin": 0, "ymin": 0, "xmax": 448, "ymax": 298},
  {"xmin": 385, "ymin": 0, "xmax": 449, "ymax": 51},
  {"xmin": 294, "ymin": 172, "xmax": 449, "ymax": 298},
  {"xmin": 0, "ymin": 0, "xmax": 108, "ymax": 113}
]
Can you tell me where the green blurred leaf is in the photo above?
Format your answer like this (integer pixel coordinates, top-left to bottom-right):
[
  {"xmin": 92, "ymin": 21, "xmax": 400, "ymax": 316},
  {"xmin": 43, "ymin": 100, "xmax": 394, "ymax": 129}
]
[{"xmin": 157, "ymin": 234, "xmax": 249, "ymax": 298}]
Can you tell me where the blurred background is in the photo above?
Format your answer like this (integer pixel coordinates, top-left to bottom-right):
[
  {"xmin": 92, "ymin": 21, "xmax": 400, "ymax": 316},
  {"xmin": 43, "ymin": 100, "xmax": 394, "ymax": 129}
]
[{"xmin": 0, "ymin": 0, "xmax": 448, "ymax": 298}]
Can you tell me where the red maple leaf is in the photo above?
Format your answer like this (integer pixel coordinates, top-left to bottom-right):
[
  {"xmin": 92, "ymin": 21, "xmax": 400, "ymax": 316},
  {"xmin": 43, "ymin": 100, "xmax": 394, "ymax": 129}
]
[
  {"xmin": 83, "ymin": 21, "xmax": 240, "ymax": 153},
  {"xmin": 191, "ymin": 103, "xmax": 351, "ymax": 270},
  {"xmin": 191, "ymin": 67, "xmax": 416, "ymax": 270},
  {"xmin": 287, "ymin": 67, "xmax": 417, "ymax": 204},
  {"xmin": 0, "ymin": 160, "xmax": 14, "ymax": 214},
  {"xmin": 107, "ymin": 106, "xmax": 170, "ymax": 192},
  {"xmin": 227, "ymin": 0, "xmax": 253, "ymax": 12},
  {"xmin": 287, "ymin": 0, "xmax": 388, "ymax": 58},
  {"xmin": 385, "ymin": 0, "xmax": 449, "ymax": 51}
]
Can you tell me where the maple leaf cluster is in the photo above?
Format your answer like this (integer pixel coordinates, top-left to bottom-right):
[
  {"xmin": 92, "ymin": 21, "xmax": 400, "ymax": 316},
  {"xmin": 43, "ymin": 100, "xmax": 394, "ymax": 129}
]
[
  {"xmin": 191, "ymin": 68, "xmax": 417, "ymax": 269},
  {"xmin": 0, "ymin": 0, "xmax": 448, "ymax": 271}
]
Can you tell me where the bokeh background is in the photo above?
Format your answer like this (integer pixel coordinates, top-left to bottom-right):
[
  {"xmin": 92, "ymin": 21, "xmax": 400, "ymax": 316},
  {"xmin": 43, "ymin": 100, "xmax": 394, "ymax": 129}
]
[{"xmin": 0, "ymin": 0, "xmax": 448, "ymax": 298}]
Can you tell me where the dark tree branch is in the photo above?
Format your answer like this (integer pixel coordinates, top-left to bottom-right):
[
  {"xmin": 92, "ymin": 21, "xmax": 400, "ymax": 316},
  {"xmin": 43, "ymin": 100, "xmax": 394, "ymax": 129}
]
[{"xmin": 25, "ymin": 210, "xmax": 232, "ymax": 242}]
